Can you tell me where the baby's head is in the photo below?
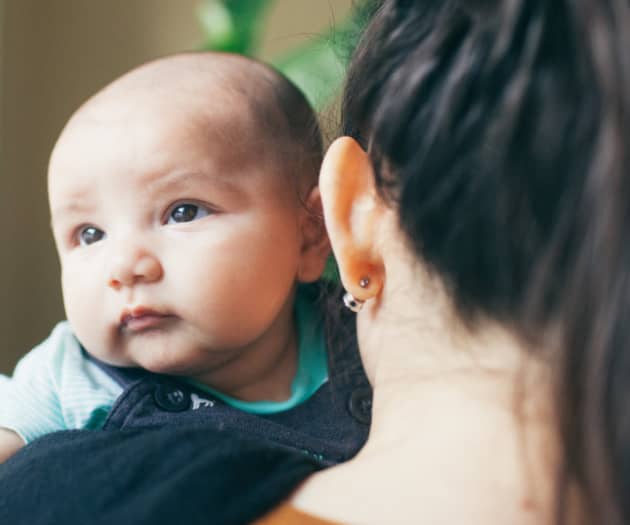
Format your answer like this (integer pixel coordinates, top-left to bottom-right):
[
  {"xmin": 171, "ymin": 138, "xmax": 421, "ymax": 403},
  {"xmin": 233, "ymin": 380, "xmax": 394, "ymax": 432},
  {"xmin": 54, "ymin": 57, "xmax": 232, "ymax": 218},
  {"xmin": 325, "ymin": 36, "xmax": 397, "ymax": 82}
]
[{"xmin": 48, "ymin": 53, "xmax": 329, "ymax": 391}]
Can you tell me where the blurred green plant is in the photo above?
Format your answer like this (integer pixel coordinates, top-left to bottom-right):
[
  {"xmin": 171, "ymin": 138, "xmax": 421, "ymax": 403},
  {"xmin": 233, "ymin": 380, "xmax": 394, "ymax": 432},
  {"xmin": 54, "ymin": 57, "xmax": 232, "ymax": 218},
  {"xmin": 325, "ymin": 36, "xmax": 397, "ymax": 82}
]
[
  {"xmin": 198, "ymin": 0, "xmax": 372, "ymax": 110},
  {"xmin": 198, "ymin": 0, "xmax": 270, "ymax": 55}
]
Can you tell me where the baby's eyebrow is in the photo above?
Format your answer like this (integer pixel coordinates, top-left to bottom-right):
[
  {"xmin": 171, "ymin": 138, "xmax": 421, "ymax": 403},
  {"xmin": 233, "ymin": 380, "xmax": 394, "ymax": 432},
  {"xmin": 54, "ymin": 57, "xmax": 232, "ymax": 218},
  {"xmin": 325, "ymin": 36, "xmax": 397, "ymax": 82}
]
[
  {"xmin": 147, "ymin": 170, "xmax": 245, "ymax": 197},
  {"xmin": 50, "ymin": 199, "xmax": 92, "ymax": 222}
]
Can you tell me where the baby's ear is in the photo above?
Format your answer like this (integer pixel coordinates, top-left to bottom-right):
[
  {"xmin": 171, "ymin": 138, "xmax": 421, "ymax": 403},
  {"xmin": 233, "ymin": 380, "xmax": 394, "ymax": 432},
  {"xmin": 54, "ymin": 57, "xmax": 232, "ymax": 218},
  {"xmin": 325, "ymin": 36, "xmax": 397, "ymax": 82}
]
[{"xmin": 297, "ymin": 186, "xmax": 331, "ymax": 283}]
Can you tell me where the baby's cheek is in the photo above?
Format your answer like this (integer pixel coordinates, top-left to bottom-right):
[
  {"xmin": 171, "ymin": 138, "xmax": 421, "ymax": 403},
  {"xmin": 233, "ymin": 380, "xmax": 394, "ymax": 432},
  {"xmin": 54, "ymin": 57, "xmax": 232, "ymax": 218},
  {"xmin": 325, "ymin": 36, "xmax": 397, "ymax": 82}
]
[
  {"xmin": 61, "ymin": 265, "xmax": 105, "ymax": 346},
  {"xmin": 176, "ymin": 274, "xmax": 278, "ymax": 348}
]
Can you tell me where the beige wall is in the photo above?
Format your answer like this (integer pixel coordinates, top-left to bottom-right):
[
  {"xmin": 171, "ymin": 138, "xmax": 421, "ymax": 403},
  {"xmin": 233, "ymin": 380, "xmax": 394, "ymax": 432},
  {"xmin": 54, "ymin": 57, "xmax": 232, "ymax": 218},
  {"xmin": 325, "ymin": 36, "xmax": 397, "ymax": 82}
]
[{"xmin": 0, "ymin": 0, "xmax": 351, "ymax": 373}]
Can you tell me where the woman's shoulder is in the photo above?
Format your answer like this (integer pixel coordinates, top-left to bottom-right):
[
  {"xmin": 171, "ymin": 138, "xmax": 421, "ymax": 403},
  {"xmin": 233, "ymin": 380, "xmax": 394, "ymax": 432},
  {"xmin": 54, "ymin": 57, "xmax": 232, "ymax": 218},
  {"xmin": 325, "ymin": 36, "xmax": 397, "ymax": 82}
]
[
  {"xmin": 255, "ymin": 502, "xmax": 340, "ymax": 525},
  {"xmin": 292, "ymin": 382, "xmax": 557, "ymax": 525}
]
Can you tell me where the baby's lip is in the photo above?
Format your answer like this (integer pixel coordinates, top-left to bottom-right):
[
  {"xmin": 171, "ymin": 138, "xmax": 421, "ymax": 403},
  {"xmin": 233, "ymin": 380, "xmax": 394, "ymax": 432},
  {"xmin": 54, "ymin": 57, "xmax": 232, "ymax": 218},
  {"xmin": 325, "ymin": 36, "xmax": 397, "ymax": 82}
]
[{"xmin": 119, "ymin": 306, "xmax": 175, "ymax": 331}]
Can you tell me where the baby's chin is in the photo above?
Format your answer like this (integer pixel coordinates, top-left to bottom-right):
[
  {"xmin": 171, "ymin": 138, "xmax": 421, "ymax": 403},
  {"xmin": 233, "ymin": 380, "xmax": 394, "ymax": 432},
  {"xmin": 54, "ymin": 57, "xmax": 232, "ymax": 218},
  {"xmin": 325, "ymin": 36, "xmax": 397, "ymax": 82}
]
[
  {"xmin": 80, "ymin": 345, "xmax": 138, "ymax": 368},
  {"xmin": 78, "ymin": 320, "xmax": 180, "ymax": 368},
  {"xmin": 77, "ymin": 320, "xmax": 246, "ymax": 376},
  {"xmin": 121, "ymin": 336, "xmax": 238, "ymax": 377},
  {"xmin": 83, "ymin": 344, "xmax": 189, "ymax": 373}
]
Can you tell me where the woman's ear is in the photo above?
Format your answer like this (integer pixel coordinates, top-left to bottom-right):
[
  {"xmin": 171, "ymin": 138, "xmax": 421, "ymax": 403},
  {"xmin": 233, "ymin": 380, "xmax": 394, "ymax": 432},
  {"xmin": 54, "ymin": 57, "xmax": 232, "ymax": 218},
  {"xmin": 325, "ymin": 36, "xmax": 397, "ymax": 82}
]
[
  {"xmin": 297, "ymin": 186, "xmax": 331, "ymax": 283},
  {"xmin": 319, "ymin": 137, "xmax": 385, "ymax": 301}
]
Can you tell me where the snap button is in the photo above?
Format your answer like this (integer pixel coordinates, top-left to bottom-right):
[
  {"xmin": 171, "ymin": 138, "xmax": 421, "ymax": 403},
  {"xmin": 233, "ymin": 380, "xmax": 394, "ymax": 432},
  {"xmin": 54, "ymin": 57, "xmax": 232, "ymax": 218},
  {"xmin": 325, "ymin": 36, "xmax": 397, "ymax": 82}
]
[
  {"xmin": 348, "ymin": 387, "xmax": 372, "ymax": 425},
  {"xmin": 154, "ymin": 383, "xmax": 190, "ymax": 412}
]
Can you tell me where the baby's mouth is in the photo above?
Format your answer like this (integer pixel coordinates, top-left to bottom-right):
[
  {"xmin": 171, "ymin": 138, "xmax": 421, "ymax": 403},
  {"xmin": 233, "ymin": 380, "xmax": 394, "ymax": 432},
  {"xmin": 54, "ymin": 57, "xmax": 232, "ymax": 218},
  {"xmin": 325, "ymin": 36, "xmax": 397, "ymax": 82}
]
[{"xmin": 120, "ymin": 307, "xmax": 176, "ymax": 332}]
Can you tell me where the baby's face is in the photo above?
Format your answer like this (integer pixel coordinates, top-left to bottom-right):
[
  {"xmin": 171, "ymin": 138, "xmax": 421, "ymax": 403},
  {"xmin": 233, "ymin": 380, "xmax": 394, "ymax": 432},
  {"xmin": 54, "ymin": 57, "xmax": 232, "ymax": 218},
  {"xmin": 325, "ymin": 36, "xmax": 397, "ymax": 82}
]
[{"xmin": 49, "ymin": 92, "xmax": 308, "ymax": 379}]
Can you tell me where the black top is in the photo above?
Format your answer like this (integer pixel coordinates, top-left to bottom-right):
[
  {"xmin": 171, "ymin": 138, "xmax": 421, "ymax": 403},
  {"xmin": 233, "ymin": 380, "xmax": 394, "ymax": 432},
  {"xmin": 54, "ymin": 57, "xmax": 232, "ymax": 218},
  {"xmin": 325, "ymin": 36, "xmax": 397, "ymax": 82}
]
[{"xmin": 0, "ymin": 425, "xmax": 325, "ymax": 525}]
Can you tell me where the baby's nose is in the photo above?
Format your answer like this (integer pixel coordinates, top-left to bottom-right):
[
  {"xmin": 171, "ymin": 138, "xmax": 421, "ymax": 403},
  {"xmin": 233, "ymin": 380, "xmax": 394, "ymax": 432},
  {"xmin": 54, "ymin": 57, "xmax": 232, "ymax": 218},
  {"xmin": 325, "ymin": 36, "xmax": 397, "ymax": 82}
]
[{"xmin": 107, "ymin": 243, "xmax": 163, "ymax": 290}]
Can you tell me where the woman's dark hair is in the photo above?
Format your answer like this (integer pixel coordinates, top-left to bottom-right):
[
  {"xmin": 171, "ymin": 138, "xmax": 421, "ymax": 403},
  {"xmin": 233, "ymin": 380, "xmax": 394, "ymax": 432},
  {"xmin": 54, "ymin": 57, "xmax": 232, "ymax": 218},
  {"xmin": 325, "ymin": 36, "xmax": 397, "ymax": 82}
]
[{"xmin": 342, "ymin": 0, "xmax": 630, "ymax": 523}]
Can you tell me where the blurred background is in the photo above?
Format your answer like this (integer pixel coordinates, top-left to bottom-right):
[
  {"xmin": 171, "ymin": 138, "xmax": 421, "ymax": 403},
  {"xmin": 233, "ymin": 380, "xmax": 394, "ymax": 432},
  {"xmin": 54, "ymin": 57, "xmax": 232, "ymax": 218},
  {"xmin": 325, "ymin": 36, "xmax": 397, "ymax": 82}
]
[{"xmin": 0, "ymin": 0, "xmax": 359, "ymax": 373}]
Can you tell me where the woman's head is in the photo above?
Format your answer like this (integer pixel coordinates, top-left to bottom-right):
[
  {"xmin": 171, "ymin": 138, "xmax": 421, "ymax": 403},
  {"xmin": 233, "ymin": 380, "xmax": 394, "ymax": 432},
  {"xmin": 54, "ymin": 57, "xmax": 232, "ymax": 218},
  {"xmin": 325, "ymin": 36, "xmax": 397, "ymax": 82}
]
[
  {"xmin": 323, "ymin": 0, "xmax": 630, "ymax": 523},
  {"xmin": 343, "ymin": 0, "xmax": 627, "ymax": 327}
]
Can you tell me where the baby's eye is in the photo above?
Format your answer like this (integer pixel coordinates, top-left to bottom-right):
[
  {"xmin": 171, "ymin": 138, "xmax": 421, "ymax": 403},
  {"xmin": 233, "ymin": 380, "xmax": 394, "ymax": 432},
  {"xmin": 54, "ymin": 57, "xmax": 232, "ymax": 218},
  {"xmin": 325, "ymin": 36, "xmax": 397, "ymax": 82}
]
[
  {"xmin": 78, "ymin": 226, "xmax": 105, "ymax": 246},
  {"xmin": 167, "ymin": 203, "xmax": 210, "ymax": 224}
]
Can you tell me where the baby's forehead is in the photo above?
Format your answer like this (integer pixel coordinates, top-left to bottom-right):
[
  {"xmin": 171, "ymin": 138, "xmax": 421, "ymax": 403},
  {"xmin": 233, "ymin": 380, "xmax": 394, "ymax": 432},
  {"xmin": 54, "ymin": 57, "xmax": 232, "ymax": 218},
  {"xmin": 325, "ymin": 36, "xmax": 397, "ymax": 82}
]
[
  {"xmin": 69, "ymin": 55, "xmax": 285, "ymax": 152},
  {"xmin": 54, "ymin": 100, "xmax": 275, "ymax": 181},
  {"xmin": 75, "ymin": 66, "xmax": 259, "ymax": 127},
  {"xmin": 83, "ymin": 53, "xmax": 278, "ymax": 115},
  {"xmin": 50, "ymin": 53, "xmax": 318, "ymax": 203}
]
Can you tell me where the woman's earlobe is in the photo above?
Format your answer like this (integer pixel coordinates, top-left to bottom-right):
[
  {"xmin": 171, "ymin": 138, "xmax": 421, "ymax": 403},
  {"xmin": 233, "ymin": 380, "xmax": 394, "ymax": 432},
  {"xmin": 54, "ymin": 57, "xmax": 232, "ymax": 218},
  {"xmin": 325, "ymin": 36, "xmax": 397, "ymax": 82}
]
[{"xmin": 319, "ymin": 137, "xmax": 385, "ymax": 302}]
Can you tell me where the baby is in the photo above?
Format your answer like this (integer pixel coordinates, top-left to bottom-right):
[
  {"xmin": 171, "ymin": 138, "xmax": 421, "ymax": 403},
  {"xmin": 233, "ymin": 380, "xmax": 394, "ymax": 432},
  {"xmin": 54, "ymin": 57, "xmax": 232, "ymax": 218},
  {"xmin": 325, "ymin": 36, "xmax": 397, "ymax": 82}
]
[{"xmin": 0, "ymin": 53, "xmax": 371, "ymax": 462}]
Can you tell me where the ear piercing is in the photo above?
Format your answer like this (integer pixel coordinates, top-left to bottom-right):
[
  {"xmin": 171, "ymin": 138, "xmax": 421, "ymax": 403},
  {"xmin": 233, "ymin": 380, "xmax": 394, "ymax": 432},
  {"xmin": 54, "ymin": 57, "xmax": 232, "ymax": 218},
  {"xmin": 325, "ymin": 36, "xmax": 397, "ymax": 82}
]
[
  {"xmin": 343, "ymin": 292, "xmax": 364, "ymax": 312},
  {"xmin": 343, "ymin": 277, "xmax": 370, "ymax": 313}
]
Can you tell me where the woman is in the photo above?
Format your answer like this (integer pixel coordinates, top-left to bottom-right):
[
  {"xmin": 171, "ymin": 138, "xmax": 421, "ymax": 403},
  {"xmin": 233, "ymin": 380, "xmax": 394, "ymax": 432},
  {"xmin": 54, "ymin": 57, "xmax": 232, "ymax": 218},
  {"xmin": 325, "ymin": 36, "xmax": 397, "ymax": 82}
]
[
  {"xmin": 1, "ymin": 0, "xmax": 628, "ymax": 523},
  {"xmin": 264, "ymin": 0, "xmax": 630, "ymax": 522}
]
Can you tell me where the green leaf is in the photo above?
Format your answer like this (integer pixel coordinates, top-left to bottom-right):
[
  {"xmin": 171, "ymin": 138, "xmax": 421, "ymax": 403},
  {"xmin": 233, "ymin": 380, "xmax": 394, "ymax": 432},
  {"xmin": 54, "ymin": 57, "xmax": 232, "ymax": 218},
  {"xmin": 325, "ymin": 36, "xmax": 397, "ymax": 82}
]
[
  {"xmin": 198, "ymin": 0, "xmax": 274, "ymax": 55},
  {"xmin": 274, "ymin": 36, "xmax": 346, "ymax": 110},
  {"xmin": 197, "ymin": 1, "xmax": 374, "ymax": 110},
  {"xmin": 272, "ymin": 2, "xmax": 375, "ymax": 110}
]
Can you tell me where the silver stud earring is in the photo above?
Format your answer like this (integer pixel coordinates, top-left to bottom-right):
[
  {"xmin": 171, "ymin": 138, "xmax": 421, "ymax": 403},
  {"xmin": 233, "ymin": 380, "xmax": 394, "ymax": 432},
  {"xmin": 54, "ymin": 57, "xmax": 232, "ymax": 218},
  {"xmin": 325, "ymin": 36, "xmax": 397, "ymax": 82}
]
[
  {"xmin": 343, "ymin": 292, "xmax": 364, "ymax": 313},
  {"xmin": 342, "ymin": 277, "xmax": 371, "ymax": 313}
]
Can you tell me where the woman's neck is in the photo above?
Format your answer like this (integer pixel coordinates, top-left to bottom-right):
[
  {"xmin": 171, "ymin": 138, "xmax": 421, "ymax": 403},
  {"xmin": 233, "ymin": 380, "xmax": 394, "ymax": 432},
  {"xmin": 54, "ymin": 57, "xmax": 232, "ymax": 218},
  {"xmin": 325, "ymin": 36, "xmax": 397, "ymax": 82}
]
[
  {"xmin": 294, "ymin": 321, "xmax": 558, "ymax": 524},
  {"xmin": 294, "ymin": 250, "xmax": 559, "ymax": 524},
  {"xmin": 364, "ymin": 316, "xmax": 554, "ymax": 455}
]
